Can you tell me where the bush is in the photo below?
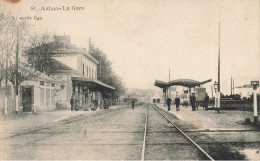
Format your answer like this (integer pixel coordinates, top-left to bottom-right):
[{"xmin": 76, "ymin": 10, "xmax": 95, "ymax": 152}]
[{"xmin": 206, "ymin": 144, "xmax": 245, "ymax": 160}]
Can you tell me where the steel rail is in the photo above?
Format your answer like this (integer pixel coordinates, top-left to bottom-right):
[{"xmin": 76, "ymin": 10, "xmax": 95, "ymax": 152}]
[
  {"xmin": 141, "ymin": 108, "xmax": 148, "ymax": 161},
  {"xmin": 152, "ymin": 105, "xmax": 215, "ymax": 161}
]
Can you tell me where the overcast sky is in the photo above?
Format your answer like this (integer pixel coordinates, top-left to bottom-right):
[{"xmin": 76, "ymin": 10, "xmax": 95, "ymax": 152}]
[{"xmin": 2, "ymin": 0, "xmax": 260, "ymax": 94}]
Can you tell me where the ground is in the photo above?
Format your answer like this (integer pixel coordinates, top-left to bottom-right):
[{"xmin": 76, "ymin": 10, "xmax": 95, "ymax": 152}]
[
  {"xmin": 157, "ymin": 103, "xmax": 260, "ymax": 160},
  {"xmin": 0, "ymin": 103, "xmax": 259, "ymax": 160}
]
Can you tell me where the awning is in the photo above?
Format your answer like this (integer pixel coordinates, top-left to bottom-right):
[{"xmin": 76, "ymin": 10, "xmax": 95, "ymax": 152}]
[
  {"xmin": 71, "ymin": 77, "xmax": 115, "ymax": 90},
  {"xmin": 155, "ymin": 79, "xmax": 212, "ymax": 88}
]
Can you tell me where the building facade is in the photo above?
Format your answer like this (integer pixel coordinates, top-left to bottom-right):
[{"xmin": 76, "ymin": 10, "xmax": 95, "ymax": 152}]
[
  {"xmin": 49, "ymin": 36, "xmax": 114, "ymax": 109},
  {"xmin": 0, "ymin": 62, "xmax": 60, "ymax": 114}
]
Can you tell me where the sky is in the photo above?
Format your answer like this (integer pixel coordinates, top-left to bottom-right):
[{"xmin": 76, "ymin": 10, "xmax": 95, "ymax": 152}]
[{"xmin": 1, "ymin": 0, "xmax": 260, "ymax": 95}]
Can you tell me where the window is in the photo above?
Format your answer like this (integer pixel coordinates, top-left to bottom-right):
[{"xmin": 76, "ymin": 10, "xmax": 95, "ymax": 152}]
[
  {"xmin": 46, "ymin": 82, "xmax": 50, "ymax": 87},
  {"xmin": 40, "ymin": 81, "xmax": 44, "ymax": 86},
  {"xmin": 89, "ymin": 68, "xmax": 91, "ymax": 78},
  {"xmin": 83, "ymin": 63, "xmax": 84, "ymax": 75},
  {"xmin": 51, "ymin": 89, "xmax": 56, "ymax": 105},
  {"xmin": 40, "ymin": 88, "xmax": 45, "ymax": 106},
  {"xmin": 51, "ymin": 83, "xmax": 55, "ymax": 87},
  {"xmin": 46, "ymin": 89, "xmax": 50, "ymax": 106},
  {"xmin": 87, "ymin": 66, "xmax": 88, "ymax": 77}
]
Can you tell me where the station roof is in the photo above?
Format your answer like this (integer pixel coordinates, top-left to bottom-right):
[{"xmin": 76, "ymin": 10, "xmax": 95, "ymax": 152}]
[
  {"xmin": 72, "ymin": 76, "xmax": 115, "ymax": 90},
  {"xmin": 154, "ymin": 79, "xmax": 212, "ymax": 88},
  {"xmin": 19, "ymin": 61, "xmax": 62, "ymax": 84}
]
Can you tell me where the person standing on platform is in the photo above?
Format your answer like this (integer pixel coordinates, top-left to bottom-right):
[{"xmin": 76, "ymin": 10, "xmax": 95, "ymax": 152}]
[
  {"xmin": 70, "ymin": 96, "xmax": 74, "ymax": 111},
  {"xmin": 131, "ymin": 100, "xmax": 136, "ymax": 110},
  {"xmin": 190, "ymin": 93, "xmax": 196, "ymax": 111},
  {"xmin": 166, "ymin": 97, "xmax": 172, "ymax": 111},
  {"xmin": 175, "ymin": 96, "xmax": 180, "ymax": 111},
  {"xmin": 204, "ymin": 93, "xmax": 209, "ymax": 111},
  {"xmin": 74, "ymin": 98, "xmax": 79, "ymax": 111},
  {"xmin": 100, "ymin": 99, "xmax": 104, "ymax": 109}
]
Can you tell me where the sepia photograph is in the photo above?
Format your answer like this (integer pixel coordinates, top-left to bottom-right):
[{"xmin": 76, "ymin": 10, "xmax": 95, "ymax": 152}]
[{"xmin": 0, "ymin": 0, "xmax": 259, "ymax": 160}]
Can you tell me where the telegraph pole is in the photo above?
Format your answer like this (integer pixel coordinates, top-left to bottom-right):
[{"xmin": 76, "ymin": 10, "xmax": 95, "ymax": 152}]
[
  {"xmin": 15, "ymin": 27, "xmax": 19, "ymax": 114},
  {"xmin": 218, "ymin": 22, "xmax": 221, "ymax": 93},
  {"xmin": 216, "ymin": 22, "xmax": 221, "ymax": 113},
  {"xmin": 233, "ymin": 78, "xmax": 235, "ymax": 94},
  {"xmin": 168, "ymin": 69, "xmax": 171, "ymax": 97},
  {"xmin": 231, "ymin": 76, "xmax": 232, "ymax": 95}
]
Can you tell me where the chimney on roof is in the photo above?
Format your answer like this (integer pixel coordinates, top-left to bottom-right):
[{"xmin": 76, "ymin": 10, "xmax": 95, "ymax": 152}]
[{"xmin": 54, "ymin": 35, "xmax": 71, "ymax": 44}]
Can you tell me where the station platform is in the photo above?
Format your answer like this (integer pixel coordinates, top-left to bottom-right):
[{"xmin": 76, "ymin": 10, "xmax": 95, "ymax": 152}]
[{"xmin": 155, "ymin": 103, "xmax": 259, "ymax": 131}]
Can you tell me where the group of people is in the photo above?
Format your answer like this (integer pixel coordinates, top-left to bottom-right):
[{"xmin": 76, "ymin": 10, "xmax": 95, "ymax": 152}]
[
  {"xmin": 70, "ymin": 97, "xmax": 80, "ymax": 111},
  {"xmin": 166, "ymin": 96, "xmax": 180, "ymax": 111},
  {"xmin": 70, "ymin": 96, "xmax": 112, "ymax": 111},
  {"xmin": 166, "ymin": 93, "xmax": 210, "ymax": 111}
]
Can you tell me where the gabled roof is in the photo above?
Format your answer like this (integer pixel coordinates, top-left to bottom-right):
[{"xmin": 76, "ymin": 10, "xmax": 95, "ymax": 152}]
[{"xmin": 19, "ymin": 61, "xmax": 61, "ymax": 83}]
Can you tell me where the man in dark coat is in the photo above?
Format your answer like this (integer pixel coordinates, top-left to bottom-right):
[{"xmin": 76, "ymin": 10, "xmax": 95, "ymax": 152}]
[
  {"xmin": 131, "ymin": 100, "xmax": 136, "ymax": 110},
  {"xmin": 166, "ymin": 97, "xmax": 172, "ymax": 111},
  {"xmin": 190, "ymin": 93, "xmax": 196, "ymax": 111},
  {"xmin": 175, "ymin": 96, "xmax": 180, "ymax": 111},
  {"xmin": 74, "ymin": 98, "xmax": 79, "ymax": 111},
  {"xmin": 204, "ymin": 93, "xmax": 209, "ymax": 110},
  {"xmin": 70, "ymin": 96, "xmax": 74, "ymax": 111}
]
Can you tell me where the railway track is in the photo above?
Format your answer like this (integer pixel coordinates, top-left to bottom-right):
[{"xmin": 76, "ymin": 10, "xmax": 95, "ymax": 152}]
[
  {"xmin": 1, "ymin": 104, "xmax": 256, "ymax": 160},
  {"xmin": 140, "ymin": 104, "xmax": 215, "ymax": 160},
  {"xmin": 3, "ymin": 106, "xmax": 123, "ymax": 139}
]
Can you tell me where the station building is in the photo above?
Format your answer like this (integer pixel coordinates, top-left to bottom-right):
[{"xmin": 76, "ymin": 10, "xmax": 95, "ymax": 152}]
[
  {"xmin": 49, "ymin": 36, "xmax": 115, "ymax": 109},
  {"xmin": 0, "ymin": 61, "xmax": 60, "ymax": 114},
  {"xmin": 0, "ymin": 35, "xmax": 114, "ymax": 114}
]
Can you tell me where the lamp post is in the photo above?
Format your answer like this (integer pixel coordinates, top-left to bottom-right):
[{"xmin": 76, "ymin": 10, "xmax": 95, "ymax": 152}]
[
  {"xmin": 214, "ymin": 81, "xmax": 220, "ymax": 113},
  {"xmin": 251, "ymin": 81, "xmax": 259, "ymax": 126},
  {"xmin": 214, "ymin": 81, "xmax": 218, "ymax": 93}
]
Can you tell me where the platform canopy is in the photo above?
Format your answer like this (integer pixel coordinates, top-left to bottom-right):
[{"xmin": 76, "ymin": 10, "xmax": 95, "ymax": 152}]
[
  {"xmin": 154, "ymin": 79, "xmax": 212, "ymax": 88},
  {"xmin": 72, "ymin": 76, "xmax": 115, "ymax": 90}
]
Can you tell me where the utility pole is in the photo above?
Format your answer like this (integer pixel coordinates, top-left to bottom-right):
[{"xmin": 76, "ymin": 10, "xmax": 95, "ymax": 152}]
[
  {"xmin": 15, "ymin": 27, "xmax": 19, "ymax": 114},
  {"xmin": 168, "ymin": 69, "xmax": 170, "ymax": 97},
  {"xmin": 233, "ymin": 78, "xmax": 235, "ymax": 94},
  {"xmin": 231, "ymin": 76, "xmax": 232, "ymax": 95},
  {"xmin": 5, "ymin": 53, "xmax": 8, "ymax": 115},
  {"xmin": 218, "ymin": 22, "xmax": 221, "ymax": 93},
  {"xmin": 216, "ymin": 22, "xmax": 221, "ymax": 113}
]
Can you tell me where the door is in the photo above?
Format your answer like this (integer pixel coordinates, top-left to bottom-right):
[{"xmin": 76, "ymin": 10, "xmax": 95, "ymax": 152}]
[{"xmin": 22, "ymin": 87, "xmax": 32, "ymax": 112}]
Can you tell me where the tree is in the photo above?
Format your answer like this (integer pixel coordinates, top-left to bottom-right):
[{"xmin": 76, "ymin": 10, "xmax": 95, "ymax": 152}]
[
  {"xmin": 89, "ymin": 40, "xmax": 126, "ymax": 103},
  {"xmin": 24, "ymin": 34, "xmax": 55, "ymax": 75},
  {"xmin": 24, "ymin": 33, "xmax": 77, "ymax": 75},
  {"xmin": 0, "ymin": 6, "xmax": 30, "ymax": 114}
]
